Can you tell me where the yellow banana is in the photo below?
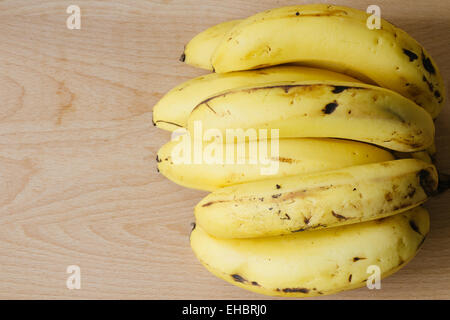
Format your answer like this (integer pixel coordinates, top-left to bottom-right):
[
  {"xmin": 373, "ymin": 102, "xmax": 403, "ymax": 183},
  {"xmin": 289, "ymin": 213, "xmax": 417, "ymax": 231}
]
[
  {"xmin": 188, "ymin": 81, "xmax": 434, "ymax": 152},
  {"xmin": 195, "ymin": 159, "xmax": 437, "ymax": 238},
  {"xmin": 207, "ymin": 4, "xmax": 444, "ymax": 118},
  {"xmin": 152, "ymin": 66, "xmax": 360, "ymax": 131},
  {"xmin": 191, "ymin": 207, "xmax": 429, "ymax": 297},
  {"xmin": 181, "ymin": 19, "xmax": 241, "ymax": 70},
  {"xmin": 157, "ymin": 138, "xmax": 394, "ymax": 191}
]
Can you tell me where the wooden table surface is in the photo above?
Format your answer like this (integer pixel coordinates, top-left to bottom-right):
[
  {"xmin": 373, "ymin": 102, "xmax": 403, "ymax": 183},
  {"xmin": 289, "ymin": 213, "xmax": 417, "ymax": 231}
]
[{"xmin": 0, "ymin": 0, "xmax": 448, "ymax": 299}]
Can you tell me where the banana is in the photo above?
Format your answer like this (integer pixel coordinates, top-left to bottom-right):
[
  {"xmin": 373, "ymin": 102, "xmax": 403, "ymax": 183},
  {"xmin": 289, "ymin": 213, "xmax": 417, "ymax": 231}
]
[
  {"xmin": 207, "ymin": 4, "xmax": 444, "ymax": 118},
  {"xmin": 191, "ymin": 207, "xmax": 429, "ymax": 297},
  {"xmin": 152, "ymin": 66, "xmax": 360, "ymax": 131},
  {"xmin": 157, "ymin": 138, "xmax": 394, "ymax": 191},
  {"xmin": 188, "ymin": 81, "xmax": 434, "ymax": 152},
  {"xmin": 195, "ymin": 159, "xmax": 437, "ymax": 238},
  {"xmin": 181, "ymin": 19, "xmax": 241, "ymax": 70}
]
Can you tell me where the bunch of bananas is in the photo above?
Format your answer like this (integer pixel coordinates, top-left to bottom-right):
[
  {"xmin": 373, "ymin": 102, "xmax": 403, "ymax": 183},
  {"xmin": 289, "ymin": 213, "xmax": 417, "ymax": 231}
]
[{"xmin": 153, "ymin": 4, "xmax": 445, "ymax": 297}]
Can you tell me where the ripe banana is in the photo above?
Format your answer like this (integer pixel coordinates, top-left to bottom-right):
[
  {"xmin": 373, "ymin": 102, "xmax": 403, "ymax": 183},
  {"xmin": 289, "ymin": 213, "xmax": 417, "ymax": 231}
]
[
  {"xmin": 152, "ymin": 66, "xmax": 360, "ymax": 131},
  {"xmin": 157, "ymin": 138, "xmax": 394, "ymax": 191},
  {"xmin": 181, "ymin": 19, "xmax": 240, "ymax": 71},
  {"xmin": 191, "ymin": 207, "xmax": 429, "ymax": 297},
  {"xmin": 195, "ymin": 159, "xmax": 437, "ymax": 238},
  {"xmin": 209, "ymin": 4, "xmax": 444, "ymax": 118},
  {"xmin": 206, "ymin": 4, "xmax": 445, "ymax": 118},
  {"xmin": 188, "ymin": 81, "xmax": 434, "ymax": 152}
]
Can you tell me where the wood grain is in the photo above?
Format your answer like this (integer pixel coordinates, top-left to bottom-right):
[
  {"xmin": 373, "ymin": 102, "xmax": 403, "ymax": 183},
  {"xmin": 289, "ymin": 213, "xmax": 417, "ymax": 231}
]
[{"xmin": 0, "ymin": 0, "xmax": 448, "ymax": 299}]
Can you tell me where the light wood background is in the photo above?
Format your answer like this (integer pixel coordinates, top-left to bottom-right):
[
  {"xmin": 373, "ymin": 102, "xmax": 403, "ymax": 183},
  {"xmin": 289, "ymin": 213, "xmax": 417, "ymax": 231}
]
[{"xmin": 0, "ymin": 0, "xmax": 448, "ymax": 299}]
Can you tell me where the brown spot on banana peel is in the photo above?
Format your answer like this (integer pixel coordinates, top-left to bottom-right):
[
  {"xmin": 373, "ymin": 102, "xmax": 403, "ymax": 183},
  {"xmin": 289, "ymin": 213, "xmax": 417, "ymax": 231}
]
[
  {"xmin": 204, "ymin": 102, "xmax": 216, "ymax": 114},
  {"xmin": 231, "ymin": 274, "xmax": 260, "ymax": 287},
  {"xmin": 402, "ymin": 48, "xmax": 418, "ymax": 62},
  {"xmin": 292, "ymin": 223, "xmax": 327, "ymax": 233},
  {"xmin": 405, "ymin": 83, "xmax": 422, "ymax": 98},
  {"xmin": 322, "ymin": 101, "xmax": 338, "ymax": 114},
  {"xmin": 385, "ymin": 192, "xmax": 393, "ymax": 202},
  {"xmin": 202, "ymin": 201, "xmax": 214, "ymax": 207},
  {"xmin": 277, "ymin": 287, "xmax": 310, "ymax": 293},
  {"xmin": 417, "ymin": 169, "xmax": 437, "ymax": 196},
  {"xmin": 277, "ymin": 157, "xmax": 295, "ymax": 163},
  {"xmin": 276, "ymin": 184, "xmax": 281, "ymax": 189},
  {"xmin": 422, "ymin": 52, "xmax": 436, "ymax": 74},
  {"xmin": 201, "ymin": 200, "xmax": 228, "ymax": 207},
  {"xmin": 406, "ymin": 184, "xmax": 416, "ymax": 198},
  {"xmin": 353, "ymin": 257, "xmax": 367, "ymax": 262},
  {"xmin": 422, "ymin": 75, "xmax": 434, "ymax": 92},
  {"xmin": 282, "ymin": 86, "xmax": 291, "ymax": 93},
  {"xmin": 348, "ymin": 274, "xmax": 353, "ymax": 282},
  {"xmin": 434, "ymin": 90, "xmax": 441, "ymax": 98},
  {"xmin": 231, "ymin": 274, "xmax": 247, "ymax": 283},
  {"xmin": 331, "ymin": 211, "xmax": 349, "ymax": 220}
]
